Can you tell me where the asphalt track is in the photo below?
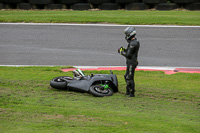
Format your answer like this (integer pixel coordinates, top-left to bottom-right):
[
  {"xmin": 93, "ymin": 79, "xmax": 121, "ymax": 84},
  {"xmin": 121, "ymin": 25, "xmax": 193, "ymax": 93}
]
[{"xmin": 0, "ymin": 23, "xmax": 200, "ymax": 68}]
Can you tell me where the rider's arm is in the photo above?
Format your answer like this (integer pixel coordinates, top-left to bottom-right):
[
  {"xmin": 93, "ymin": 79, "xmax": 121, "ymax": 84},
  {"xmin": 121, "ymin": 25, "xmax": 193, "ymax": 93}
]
[{"xmin": 120, "ymin": 45, "xmax": 134, "ymax": 58}]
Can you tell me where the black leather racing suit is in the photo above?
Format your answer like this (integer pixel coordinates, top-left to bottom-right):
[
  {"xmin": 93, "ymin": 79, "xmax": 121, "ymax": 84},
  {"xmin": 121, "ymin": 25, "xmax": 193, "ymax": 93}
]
[{"xmin": 120, "ymin": 38, "xmax": 140, "ymax": 96}]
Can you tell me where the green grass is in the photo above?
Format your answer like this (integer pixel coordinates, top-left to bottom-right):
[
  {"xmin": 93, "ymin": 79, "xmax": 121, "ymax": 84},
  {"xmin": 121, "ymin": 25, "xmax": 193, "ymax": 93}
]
[
  {"xmin": 0, "ymin": 66, "xmax": 200, "ymax": 133},
  {"xmin": 0, "ymin": 10, "xmax": 200, "ymax": 25}
]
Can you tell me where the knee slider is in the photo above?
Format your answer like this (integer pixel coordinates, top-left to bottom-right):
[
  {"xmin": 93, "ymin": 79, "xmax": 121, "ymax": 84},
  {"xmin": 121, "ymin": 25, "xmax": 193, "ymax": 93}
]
[{"xmin": 125, "ymin": 75, "xmax": 132, "ymax": 80}]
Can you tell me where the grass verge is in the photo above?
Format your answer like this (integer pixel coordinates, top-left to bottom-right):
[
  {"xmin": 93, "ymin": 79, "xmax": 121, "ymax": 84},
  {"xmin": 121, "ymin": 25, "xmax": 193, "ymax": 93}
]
[
  {"xmin": 0, "ymin": 10, "xmax": 200, "ymax": 25},
  {"xmin": 0, "ymin": 66, "xmax": 199, "ymax": 132}
]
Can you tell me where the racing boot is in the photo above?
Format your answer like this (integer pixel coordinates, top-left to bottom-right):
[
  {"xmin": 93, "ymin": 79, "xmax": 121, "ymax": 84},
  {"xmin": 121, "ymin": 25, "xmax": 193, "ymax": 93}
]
[
  {"xmin": 125, "ymin": 87, "xmax": 130, "ymax": 96},
  {"xmin": 129, "ymin": 89, "xmax": 135, "ymax": 97}
]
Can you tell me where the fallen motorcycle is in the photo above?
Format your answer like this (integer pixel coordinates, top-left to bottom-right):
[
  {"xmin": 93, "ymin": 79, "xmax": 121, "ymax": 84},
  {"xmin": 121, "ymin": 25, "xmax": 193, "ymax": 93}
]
[{"xmin": 50, "ymin": 69, "xmax": 118, "ymax": 97}]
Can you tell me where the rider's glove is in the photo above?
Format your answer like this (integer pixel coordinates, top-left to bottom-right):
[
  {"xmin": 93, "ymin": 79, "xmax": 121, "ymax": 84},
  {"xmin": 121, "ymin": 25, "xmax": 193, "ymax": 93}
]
[{"xmin": 118, "ymin": 47, "xmax": 125, "ymax": 55}]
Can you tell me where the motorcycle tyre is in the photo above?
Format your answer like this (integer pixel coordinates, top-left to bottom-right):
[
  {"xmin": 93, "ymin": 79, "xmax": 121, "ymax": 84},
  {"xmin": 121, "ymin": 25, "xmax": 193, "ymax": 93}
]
[
  {"xmin": 89, "ymin": 85, "xmax": 113, "ymax": 97},
  {"xmin": 50, "ymin": 76, "xmax": 69, "ymax": 90}
]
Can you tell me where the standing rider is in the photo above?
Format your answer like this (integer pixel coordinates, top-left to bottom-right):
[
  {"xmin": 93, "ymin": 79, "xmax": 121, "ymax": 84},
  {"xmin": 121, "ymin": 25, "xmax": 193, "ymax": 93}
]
[{"xmin": 118, "ymin": 27, "xmax": 140, "ymax": 97}]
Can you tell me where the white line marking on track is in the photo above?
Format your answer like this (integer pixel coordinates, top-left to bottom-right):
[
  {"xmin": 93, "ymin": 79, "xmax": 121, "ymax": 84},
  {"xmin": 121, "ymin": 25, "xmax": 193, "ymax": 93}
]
[{"xmin": 0, "ymin": 23, "xmax": 200, "ymax": 28}]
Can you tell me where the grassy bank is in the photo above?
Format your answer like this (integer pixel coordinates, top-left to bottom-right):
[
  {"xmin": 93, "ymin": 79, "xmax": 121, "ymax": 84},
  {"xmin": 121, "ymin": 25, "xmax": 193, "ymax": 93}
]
[
  {"xmin": 0, "ymin": 10, "xmax": 200, "ymax": 25},
  {"xmin": 0, "ymin": 66, "xmax": 199, "ymax": 132}
]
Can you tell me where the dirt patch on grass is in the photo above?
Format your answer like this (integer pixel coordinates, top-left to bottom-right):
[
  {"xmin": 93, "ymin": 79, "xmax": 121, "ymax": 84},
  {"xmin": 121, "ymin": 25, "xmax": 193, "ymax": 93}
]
[
  {"xmin": 0, "ymin": 108, "xmax": 12, "ymax": 114},
  {"xmin": 68, "ymin": 115, "xmax": 100, "ymax": 122},
  {"xmin": 41, "ymin": 114, "xmax": 100, "ymax": 123},
  {"xmin": 42, "ymin": 114, "xmax": 65, "ymax": 119}
]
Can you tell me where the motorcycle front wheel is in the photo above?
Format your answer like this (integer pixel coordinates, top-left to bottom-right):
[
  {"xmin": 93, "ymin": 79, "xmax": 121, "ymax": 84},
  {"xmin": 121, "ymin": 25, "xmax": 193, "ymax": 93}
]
[
  {"xmin": 89, "ymin": 85, "xmax": 113, "ymax": 97},
  {"xmin": 50, "ymin": 76, "xmax": 72, "ymax": 90}
]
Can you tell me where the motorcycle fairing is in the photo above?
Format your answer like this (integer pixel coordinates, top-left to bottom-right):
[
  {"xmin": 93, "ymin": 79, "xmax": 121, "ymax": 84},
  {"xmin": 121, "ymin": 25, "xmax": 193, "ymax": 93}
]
[{"xmin": 67, "ymin": 74, "xmax": 118, "ymax": 92}]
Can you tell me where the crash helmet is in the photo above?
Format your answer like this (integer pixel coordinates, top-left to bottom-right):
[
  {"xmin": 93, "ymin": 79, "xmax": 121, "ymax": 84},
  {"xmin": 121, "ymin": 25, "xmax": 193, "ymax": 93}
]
[
  {"xmin": 73, "ymin": 69, "xmax": 85, "ymax": 78},
  {"xmin": 124, "ymin": 26, "xmax": 136, "ymax": 40},
  {"xmin": 77, "ymin": 69, "xmax": 85, "ymax": 77}
]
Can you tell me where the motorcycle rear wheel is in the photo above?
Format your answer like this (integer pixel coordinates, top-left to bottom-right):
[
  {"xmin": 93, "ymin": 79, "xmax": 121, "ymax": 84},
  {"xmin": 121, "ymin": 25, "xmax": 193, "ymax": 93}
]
[
  {"xmin": 89, "ymin": 85, "xmax": 113, "ymax": 97},
  {"xmin": 50, "ymin": 76, "xmax": 71, "ymax": 90}
]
